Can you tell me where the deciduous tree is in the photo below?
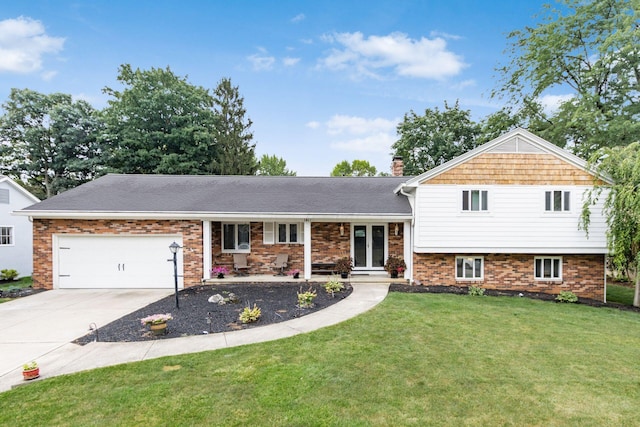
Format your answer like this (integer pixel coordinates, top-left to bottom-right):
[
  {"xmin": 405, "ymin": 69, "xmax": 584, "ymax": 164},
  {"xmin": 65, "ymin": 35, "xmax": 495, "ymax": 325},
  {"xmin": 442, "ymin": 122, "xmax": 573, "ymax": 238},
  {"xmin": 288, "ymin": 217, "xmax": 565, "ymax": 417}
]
[
  {"xmin": 0, "ymin": 89, "xmax": 102, "ymax": 199},
  {"xmin": 331, "ymin": 159, "xmax": 377, "ymax": 176},
  {"xmin": 495, "ymin": 0, "xmax": 640, "ymax": 157},
  {"xmin": 581, "ymin": 143, "xmax": 640, "ymax": 306},
  {"xmin": 257, "ymin": 154, "xmax": 296, "ymax": 176}
]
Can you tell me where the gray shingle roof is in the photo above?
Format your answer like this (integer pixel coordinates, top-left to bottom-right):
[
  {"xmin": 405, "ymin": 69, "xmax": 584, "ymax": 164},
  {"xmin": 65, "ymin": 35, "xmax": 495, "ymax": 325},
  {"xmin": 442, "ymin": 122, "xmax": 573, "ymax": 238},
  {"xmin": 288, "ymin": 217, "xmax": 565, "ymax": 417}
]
[{"xmin": 23, "ymin": 174, "xmax": 412, "ymax": 217}]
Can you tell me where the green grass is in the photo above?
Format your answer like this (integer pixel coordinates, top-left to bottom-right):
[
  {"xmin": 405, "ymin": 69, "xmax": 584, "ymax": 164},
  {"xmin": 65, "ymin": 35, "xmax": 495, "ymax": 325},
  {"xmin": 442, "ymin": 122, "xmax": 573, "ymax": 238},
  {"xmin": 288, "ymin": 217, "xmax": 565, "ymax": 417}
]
[
  {"xmin": 0, "ymin": 276, "xmax": 33, "ymax": 291},
  {"xmin": 607, "ymin": 283, "xmax": 635, "ymax": 305},
  {"xmin": 2, "ymin": 293, "xmax": 640, "ymax": 426}
]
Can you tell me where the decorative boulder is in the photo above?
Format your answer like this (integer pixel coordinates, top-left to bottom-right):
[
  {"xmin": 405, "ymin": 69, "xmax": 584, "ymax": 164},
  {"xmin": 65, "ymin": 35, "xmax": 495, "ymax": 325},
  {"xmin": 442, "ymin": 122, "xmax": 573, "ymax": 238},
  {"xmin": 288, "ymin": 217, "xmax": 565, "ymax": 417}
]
[{"xmin": 208, "ymin": 294, "xmax": 224, "ymax": 304}]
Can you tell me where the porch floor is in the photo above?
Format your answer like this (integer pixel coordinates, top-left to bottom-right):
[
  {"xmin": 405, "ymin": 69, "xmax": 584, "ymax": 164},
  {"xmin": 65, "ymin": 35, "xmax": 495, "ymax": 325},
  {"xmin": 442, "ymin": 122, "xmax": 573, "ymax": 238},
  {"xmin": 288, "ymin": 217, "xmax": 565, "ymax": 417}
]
[{"xmin": 202, "ymin": 273, "xmax": 409, "ymax": 285}]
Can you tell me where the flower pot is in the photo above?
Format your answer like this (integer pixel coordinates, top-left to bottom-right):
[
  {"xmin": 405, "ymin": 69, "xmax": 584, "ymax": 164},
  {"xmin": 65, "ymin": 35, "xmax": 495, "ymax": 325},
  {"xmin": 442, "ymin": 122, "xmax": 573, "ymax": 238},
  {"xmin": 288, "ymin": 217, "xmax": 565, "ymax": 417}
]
[
  {"xmin": 293, "ymin": 273, "xmax": 299, "ymax": 279},
  {"xmin": 23, "ymin": 368, "xmax": 40, "ymax": 381},
  {"xmin": 390, "ymin": 271, "xmax": 398, "ymax": 279},
  {"xmin": 217, "ymin": 273, "xmax": 224, "ymax": 279},
  {"xmin": 340, "ymin": 272, "xmax": 348, "ymax": 279},
  {"xmin": 149, "ymin": 322, "xmax": 167, "ymax": 336}
]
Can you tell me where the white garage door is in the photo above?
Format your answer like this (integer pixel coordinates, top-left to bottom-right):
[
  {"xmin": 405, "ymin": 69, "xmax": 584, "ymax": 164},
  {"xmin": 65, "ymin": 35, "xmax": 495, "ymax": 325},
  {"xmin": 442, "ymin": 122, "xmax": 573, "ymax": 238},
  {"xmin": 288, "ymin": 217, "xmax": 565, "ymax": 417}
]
[{"xmin": 56, "ymin": 235, "xmax": 184, "ymax": 289}]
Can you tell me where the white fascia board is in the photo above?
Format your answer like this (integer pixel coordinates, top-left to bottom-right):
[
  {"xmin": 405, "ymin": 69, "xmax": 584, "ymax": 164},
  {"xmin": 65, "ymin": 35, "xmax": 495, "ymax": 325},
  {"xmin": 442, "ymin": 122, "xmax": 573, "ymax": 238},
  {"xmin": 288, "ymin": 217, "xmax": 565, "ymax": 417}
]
[
  {"xmin": 413, "ymin": 246, "xmax": 609, "ymax": 255},
  {"xmin": 14, "ymin": 210, "xmax": 412, "ymax": 222},
  {"xmin": 1, "ymin": 176, "xmax": 40, "ymax": 203}
]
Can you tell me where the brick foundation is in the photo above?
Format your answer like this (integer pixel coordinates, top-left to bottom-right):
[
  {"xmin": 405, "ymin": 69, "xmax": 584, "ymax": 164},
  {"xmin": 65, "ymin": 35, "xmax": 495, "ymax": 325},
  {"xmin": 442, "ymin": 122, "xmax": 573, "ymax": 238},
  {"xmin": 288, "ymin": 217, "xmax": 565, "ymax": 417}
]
[
  {"xmin": 413, "ymin": 253, "xmax": 605, "ymax": 301},
  {"xmin": 33, "ymin": 219, "xmax": 203, "ymax": 290}
]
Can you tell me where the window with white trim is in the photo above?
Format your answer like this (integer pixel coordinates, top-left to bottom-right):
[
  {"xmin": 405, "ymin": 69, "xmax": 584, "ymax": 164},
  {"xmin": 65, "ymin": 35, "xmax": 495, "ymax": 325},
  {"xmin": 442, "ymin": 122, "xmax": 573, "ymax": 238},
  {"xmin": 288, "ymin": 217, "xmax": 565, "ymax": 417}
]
[
  {"xmin": 0, "ymin": 226, "xmax": 13, "ymax": 245},
  {"xmin": 277, "ymin": 222, "xmax": 302, "ymax": 244},
  {"xmin": 456, "ymin": 256, "xmax": 484, "ymax": 280},
  {"xmin": 222, "ymin": 223, "xmax": 250, "ymax": 252},
  {"xmin": 545, "ymin": 191, "xmax": 570, "ymax": 212},
  {"xmin": 462, "ymin": 190, "xmax": 488, "ymax": 211},
  {"xmin": 534, "ymin": 257, "xmax": 562, "ymax": 280}
]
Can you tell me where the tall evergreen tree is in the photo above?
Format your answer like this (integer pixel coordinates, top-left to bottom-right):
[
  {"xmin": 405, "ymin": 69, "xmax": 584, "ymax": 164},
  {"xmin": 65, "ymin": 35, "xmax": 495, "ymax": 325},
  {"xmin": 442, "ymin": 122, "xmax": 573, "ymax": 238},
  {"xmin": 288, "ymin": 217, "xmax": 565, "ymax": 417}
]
[{"xmin": 211, "ymin": 78, "xmax": 258, "ymax": 175}]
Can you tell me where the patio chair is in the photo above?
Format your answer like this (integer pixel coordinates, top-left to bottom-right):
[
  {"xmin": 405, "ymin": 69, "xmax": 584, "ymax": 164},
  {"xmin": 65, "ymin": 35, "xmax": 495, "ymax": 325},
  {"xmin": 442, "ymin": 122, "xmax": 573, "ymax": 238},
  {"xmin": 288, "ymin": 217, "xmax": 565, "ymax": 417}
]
[
  {"xmin": 233, "ymin": 253, "xmax": 250, "ymax": 276},
  {"xmin": 272, "ymin": 254, "xmax": 288, "ymax": 276}
]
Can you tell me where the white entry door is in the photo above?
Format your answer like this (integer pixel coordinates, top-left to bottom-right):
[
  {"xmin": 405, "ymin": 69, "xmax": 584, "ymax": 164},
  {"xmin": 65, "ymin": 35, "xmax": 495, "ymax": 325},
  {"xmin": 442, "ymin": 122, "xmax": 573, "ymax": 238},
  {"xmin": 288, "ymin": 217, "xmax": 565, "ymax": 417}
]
[
  {"xmin": 56, "ymin": 235, "xmax": 183, "ymax": 289},
  {"xmin": 352, "ymin": 224, "xmax": 386, "ymax": 271}
]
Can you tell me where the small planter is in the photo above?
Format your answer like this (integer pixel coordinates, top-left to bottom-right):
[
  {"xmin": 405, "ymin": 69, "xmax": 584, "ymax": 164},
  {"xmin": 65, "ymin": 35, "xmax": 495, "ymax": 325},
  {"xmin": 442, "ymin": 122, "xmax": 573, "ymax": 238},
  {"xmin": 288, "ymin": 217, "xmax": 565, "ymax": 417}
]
[
  {"xmin": 217, "ymin": 273, "xmax": 225, "ymax": 279},
  {"xmin": 23, "ymin": 368, "xmax": 40, "ymax": 381},
  {"xmin": 293, "ymin": 272, "xmax": 299, "ymax": 279},
  {"xmin": 390, "ymin": 271, "xmax": 399, "ymax": 279},
  {"xmin": 340, "ymin": 272, "xmax": 349, "ymax": 279},
  {"xmin": 149, "ymin": 322, "xmax": 167, "ymax": 336}
]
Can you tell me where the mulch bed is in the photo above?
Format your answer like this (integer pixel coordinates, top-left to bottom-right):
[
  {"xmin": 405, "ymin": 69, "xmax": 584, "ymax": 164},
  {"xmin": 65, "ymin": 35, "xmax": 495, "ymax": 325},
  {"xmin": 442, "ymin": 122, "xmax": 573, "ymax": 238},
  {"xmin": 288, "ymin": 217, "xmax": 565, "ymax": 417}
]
[
  {"xmin": 0, "ymin": 286, "xmax": 46, "ymax": 299},
  {"xmin": 74, "ymin": 282, "xmax": 353, "ymax": 345},
  {"xmin": 389, "ymin": 283, "xmax": 640, "ymax": 313}
]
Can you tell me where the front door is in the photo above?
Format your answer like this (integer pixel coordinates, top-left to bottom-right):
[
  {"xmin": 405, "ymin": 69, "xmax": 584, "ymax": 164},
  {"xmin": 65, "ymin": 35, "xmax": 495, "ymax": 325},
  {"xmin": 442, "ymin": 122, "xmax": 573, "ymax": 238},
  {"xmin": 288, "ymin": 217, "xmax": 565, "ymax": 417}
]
[{"xmin": 353, "ymin": 224, "xmax": 386, "ymax": 271}]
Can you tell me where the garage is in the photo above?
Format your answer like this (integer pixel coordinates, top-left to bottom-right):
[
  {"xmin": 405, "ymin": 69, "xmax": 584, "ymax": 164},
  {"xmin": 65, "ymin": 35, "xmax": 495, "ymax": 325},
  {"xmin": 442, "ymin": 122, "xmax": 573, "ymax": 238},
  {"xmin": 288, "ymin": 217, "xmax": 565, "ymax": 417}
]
[{"xmin": 55, "ymin": 235, "xmax": 183, "ymax": 289}]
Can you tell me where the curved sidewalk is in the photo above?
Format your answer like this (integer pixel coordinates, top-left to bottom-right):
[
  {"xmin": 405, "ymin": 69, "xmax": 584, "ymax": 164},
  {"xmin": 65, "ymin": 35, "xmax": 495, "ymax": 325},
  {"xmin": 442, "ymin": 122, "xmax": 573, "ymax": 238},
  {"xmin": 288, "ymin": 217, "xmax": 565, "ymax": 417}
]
[{"xmin": 2, "ymin": 283, "xmax": 389, "ymax": 392}]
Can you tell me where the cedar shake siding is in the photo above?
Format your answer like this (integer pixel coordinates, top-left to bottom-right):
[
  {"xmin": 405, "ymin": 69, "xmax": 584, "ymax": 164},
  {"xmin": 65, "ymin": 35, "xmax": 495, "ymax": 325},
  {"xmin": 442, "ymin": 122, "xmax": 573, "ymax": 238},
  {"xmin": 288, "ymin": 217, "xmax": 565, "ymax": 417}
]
[
  {"xmin": 33, "ymin": 219, "xmax": 203, "ymax": 290},
  {"xmin": 413, "ymin": 253, "xmax": 604, "ymax": 301}
]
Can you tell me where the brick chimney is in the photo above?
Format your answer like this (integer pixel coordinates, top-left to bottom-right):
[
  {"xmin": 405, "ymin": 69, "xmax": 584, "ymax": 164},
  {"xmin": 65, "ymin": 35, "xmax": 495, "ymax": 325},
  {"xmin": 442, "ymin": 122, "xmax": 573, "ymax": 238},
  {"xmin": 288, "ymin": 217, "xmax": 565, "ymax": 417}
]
[{"xmin": 391, "ymin": 156, "xmax": 404, "ymax": 176}]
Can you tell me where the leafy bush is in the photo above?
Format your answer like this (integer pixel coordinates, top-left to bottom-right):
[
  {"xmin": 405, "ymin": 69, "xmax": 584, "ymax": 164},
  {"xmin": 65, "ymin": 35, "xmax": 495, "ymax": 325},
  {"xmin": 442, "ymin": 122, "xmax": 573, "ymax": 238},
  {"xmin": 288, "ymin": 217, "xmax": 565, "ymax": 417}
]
[
  {"xmin": 0, "ymin": 269, "xmax": 18, "ymax": 281},
  {"xmin": 297, "ymin": 287, "xmax": 317, "ymax": 308},
  {"xmin": 556, "ymin": 291, "xmax": 578, "ymax": 303},
  {"xmin": 239, "ymin": 304, "xmax": 261, "ymax": 323},
  {"xmin": 468, "ymin": 286, "xmax": 485, "ymax": 296},
  {"xmin": 324, "ymin": 278, "xmax": 344, "ymax": 297}
]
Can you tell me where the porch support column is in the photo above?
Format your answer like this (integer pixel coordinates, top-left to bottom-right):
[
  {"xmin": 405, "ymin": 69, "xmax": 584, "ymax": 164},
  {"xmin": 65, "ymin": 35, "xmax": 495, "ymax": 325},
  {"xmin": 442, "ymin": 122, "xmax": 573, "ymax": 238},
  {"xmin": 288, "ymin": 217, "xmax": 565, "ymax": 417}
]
[
  {"xmin": 403, "ymin": 220, "xmax": 412, "ymax": 281},
  {"xmin": 203, "ymin": 220, "xmax": 212, "ymax": 280},
  {"xmin": 304, "ymin": 219, "xmax": 312, "ymax": 280}
]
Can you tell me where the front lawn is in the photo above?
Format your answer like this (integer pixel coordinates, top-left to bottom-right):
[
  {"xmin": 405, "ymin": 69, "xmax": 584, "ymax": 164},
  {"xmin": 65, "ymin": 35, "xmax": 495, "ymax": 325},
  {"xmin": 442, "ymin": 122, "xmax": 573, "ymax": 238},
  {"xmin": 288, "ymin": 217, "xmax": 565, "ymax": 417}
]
[
  {"xmin": 607, "ymin": 282, "xmax": 635, "ymax": 305},
  {"xmin": 2, "ymin": 293, "xmax": 639, "ymax": 426}
]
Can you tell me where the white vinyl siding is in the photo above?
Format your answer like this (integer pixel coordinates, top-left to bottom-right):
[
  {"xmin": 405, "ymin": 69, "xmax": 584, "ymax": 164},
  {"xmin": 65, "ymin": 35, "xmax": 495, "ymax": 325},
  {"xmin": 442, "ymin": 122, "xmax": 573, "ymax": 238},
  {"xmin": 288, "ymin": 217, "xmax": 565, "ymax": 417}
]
[
  {"xmin": 456, "ymin": 256, "xmax": 483, "ymax": 280},
  {"xmin": 414, "ymin": 184, "xmax": 608, "ymax": 253},
  {"xmin": 0, "ymin": 189, "xmax": 9, "ymax": 204},
  {"xmin": 222, "ymin": 223, "xmax": 250, "ymax": 252},
  {"xmin": 534, "ymin": 257, "xmax": 562, "ymax": 280},
  {"xmin": 0, "ymin": 226, "xmax": 13, "ymax": 245}
]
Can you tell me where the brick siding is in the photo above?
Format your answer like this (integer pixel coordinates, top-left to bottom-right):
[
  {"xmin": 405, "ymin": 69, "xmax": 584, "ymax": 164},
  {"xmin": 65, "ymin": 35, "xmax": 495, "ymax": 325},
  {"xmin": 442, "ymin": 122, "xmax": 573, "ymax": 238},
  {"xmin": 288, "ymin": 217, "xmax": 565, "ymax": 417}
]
[
  {"xmin": 413, "ymin": 253, "xmax": 604, "ymax": 301},
  {"xmin": 32, "ymin": 219, "xmax": 203, "ymax": 290}
]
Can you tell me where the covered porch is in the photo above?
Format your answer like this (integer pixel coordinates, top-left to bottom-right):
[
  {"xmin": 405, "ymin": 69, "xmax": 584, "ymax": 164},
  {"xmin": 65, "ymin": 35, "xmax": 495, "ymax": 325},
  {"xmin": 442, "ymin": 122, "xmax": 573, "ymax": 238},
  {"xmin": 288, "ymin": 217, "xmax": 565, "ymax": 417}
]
[
  {"xmin": 202, "ymin": 219, "xmax": 413, "ymax": 282},
  {"xmin": 202, "ymin": 272, "xmax": 410, "ymax": 285}
]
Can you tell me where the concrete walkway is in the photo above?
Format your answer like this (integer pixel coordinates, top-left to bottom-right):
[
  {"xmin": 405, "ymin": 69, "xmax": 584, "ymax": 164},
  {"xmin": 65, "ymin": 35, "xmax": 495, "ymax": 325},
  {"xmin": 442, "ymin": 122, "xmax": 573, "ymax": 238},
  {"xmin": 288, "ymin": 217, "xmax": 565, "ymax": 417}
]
[{"xmin": 0, "ymin": 283, "xmax": 389, "ymax": 393}]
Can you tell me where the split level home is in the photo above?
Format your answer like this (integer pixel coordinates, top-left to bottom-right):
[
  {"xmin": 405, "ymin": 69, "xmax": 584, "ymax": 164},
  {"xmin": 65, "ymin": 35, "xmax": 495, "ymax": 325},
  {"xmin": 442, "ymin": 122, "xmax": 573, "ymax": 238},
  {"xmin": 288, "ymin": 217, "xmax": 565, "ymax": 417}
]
[
  {"xmin": 0, "ymin": 175, "xmax": 39, "ymax": 277},
  {"xmin": 16, "ymin": 128, "xmax": 610, "ymax": 301}
]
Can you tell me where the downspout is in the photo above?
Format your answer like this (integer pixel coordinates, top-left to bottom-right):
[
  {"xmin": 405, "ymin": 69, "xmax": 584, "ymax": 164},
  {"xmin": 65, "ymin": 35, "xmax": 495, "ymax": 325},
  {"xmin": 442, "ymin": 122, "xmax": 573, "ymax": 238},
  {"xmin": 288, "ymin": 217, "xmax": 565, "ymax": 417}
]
[{"xmin": 398, "ymin": 184, "xmax": 415, "ymax": 283}]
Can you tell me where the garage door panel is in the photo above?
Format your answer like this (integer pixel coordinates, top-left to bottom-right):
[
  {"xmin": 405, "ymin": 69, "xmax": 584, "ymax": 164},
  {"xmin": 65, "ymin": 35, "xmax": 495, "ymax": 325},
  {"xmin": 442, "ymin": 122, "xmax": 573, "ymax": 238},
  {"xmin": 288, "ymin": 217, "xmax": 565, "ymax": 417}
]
[{"xmin": 57, "ymin": 235, "xmax": 183, "ymax": 289}]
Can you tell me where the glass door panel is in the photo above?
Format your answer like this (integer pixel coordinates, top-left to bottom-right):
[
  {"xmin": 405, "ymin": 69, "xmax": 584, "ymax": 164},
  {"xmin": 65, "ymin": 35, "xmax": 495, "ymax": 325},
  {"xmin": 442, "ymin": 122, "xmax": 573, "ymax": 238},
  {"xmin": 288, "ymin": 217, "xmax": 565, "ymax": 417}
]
[
  {"xmin": 372, "ymin": 226, "xmax": 385, "ymax": 267},
  {"xmin": 354, "ymin": 225, "xmax": 367, "ymax": 267}
]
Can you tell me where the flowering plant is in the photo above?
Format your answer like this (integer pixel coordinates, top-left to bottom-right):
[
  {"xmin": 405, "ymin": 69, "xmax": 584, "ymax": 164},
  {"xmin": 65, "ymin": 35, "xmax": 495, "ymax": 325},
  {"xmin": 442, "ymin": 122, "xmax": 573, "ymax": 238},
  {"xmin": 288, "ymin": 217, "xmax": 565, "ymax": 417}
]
[
  {"xmin": 140, "ymin": 313, "xmax": 173, "ymax": 326},
  {"xmin": 384, "ymin": 255, "xmax": 406, "ymax": 274},
  {"xmin": 288, "ymin": 269, "xmax": 300, "ymax": 276},
  {"xmin": 212, "ymin": 266, "xmax": 229, "ymax": 275}
]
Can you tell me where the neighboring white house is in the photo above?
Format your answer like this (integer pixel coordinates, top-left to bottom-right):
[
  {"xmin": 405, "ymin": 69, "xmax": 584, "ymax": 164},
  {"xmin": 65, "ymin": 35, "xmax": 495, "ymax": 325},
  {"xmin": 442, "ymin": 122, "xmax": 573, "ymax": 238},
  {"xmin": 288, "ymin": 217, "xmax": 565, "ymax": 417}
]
[{"xmin": 0, "ymin": 176, "xmax": 39, "ymax": 278}]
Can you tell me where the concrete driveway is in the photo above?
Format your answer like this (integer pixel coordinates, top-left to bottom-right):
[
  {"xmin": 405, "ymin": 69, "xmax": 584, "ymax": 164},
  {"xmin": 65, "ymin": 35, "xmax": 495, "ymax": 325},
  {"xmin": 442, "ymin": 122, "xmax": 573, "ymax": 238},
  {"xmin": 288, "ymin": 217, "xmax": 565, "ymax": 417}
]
[{"xmin": 0, "ymin": 289, "xmax": 172, "ymax": 386}]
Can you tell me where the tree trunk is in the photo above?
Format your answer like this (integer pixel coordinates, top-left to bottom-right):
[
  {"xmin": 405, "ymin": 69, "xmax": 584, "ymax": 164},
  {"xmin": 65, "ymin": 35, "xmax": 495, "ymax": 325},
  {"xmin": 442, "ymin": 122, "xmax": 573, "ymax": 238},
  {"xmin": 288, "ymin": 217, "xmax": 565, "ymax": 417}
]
[{"xmin": 634, "ymin": 275, "xmax": 640, "ymax": 308}]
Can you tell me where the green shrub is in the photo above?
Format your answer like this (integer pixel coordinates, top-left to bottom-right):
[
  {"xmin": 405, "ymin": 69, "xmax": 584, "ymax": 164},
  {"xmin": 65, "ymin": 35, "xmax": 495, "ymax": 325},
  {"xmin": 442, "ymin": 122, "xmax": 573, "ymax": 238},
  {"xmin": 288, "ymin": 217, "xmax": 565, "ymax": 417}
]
[
  {"xmin": 324, "ymin": 278, "xmax": 344, "ymax": 297},
  {"xmin": 297, "ymin": 287, "xmax": 317, "ymax": 308},
  {"xmin": 468, "ymin": 286, "xmax": 485, "ymax": 296},
  {"xmin": 239, "ymin": 304, "xmax": 261, "ymax": 323},
  {"xmin": 556, "ymin": 291, "xmax": 578, "ymax": 303},
  {"xmin": 0, "ymin": 269, "xmax": 18, "ymax": 281}
]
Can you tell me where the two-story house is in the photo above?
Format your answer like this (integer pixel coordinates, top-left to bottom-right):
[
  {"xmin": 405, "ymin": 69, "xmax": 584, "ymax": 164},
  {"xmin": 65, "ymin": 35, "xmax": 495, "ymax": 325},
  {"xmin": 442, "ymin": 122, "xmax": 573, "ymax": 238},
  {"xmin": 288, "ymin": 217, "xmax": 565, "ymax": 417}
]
[
  {"xmin": 0, "ymin": 176, "xmax": 40, "ymax": 278},
  {"xmin": 16, "ymin": 128, "xmax": 610, "ymax": 300}
]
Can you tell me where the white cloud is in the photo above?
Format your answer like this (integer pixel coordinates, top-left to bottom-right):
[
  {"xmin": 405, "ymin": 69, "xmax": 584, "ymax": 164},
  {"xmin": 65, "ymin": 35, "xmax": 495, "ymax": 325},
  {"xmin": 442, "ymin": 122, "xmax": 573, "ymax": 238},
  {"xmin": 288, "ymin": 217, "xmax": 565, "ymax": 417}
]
[
  {"xmin": 319, "ymin": 31, "xmax": 466, "ymax": 80},
  {"xmin": 41, "ymin": 70, "xmax": 58, "ymax": 81},
  {"xmin": 451, "ymin": 79, "xmax": 476, "ymax": 90},
  {"xmin": 283, "ymin": 57, "xmax": 300, "ymax": 67},
  {"xmin": 313, "ymin": 115, "xmax": 399, "ymax": 154},
  {"xmin": 326, "ymin": 115, "xmax": 397, "ymax": 136},
  {"xmin": 429, "ymin": 30, "xmax": 463, "ymax": 41},
  {"xmin": 0, "ymin": 16, "xmax": 65, "ymax": 73},
  {"xmin": 539, "ymin": 93, "xmax": 574, "ymax": 115},
  {"xmin": 247, "ymin": 49, "xmax": 275, "ymax": 71},
  {"xmin": 291, "ymin": 13, "xmax": 305, "ymax": 23}
]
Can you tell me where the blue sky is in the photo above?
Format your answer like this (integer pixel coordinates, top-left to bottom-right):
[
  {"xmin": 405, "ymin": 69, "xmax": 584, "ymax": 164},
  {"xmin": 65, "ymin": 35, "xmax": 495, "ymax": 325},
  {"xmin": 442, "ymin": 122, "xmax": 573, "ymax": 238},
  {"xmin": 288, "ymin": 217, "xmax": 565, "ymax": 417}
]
[{"xmin": 0, "ymin": 0, "xmax": 556, "ymax": 176}]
